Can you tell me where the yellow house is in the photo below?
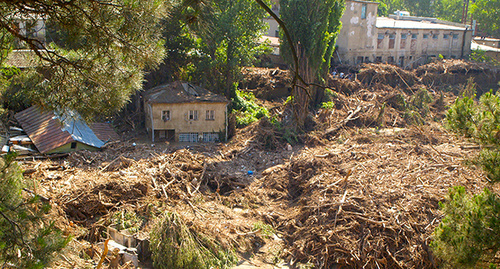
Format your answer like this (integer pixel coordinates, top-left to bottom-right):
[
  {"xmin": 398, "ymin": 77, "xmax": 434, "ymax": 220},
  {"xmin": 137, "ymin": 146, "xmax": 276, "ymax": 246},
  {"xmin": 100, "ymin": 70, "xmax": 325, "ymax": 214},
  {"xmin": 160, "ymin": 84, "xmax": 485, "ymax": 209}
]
[{"xmin": 144, "ymin": 81, "xmax": 229, "ymax": 142}]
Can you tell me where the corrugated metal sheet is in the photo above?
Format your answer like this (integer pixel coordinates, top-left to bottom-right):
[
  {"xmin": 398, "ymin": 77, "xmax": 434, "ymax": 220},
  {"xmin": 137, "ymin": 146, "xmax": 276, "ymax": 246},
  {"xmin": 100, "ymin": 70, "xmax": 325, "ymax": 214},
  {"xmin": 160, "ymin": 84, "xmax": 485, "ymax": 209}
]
[
  {"xmin": 15, "ymin": 106, "xmax": 74, "ymax": 153},
  {"xmin": 14, "ymin": 106, "xmax": 113, "ymax": 154},
  {"xmin": 89, "ymin": 122, "xmax": 120, "ymax": 142}
]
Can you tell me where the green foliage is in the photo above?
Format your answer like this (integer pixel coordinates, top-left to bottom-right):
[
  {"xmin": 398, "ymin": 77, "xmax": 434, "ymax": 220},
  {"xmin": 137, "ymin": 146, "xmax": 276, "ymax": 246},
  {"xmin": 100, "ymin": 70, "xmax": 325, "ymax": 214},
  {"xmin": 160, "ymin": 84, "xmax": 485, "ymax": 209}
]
[
  {"xmin": 150, "ymin": 212, "xmax": 237, "ymax": 269},
  {"xmin": 433, "ymin": 0, "xmax": 465, "ymax": 23},
  {"xmin": 471, "ymin": 0, "xmax": 500, "ymax": 38},
  {"xmin": 321, "ymin": 101, "xmax": 335, "ymax": 109},
  {"xmin": 470, "ymin": 49, "xmax": 500, "ymax": 65},
  {"xmin": 0, "ymin": 153, "xmax": 69, "ymax": 268},
  {"xmin": 410, "ymin": 88, "xmax": 433, "ymax": 118},
  {"xmin": 231, "ymin": 89, "xmax": 269, "ymax": 127},
  {"xmin": 1, "ymin": 1, "xmax": 167, "ymax": 119},
  {"xmin": 186, "ymin": 0, "xmax": 269, "ymax": 98},
  {"xmin": 432, "ymin": 187, "xmax": 500, "ymax": 268},
  {"xmin": 447, "ymin": 90, "xmax": 500, "ymax": 181},
  {"xmin": 252, "ymin": 221, "xmax": 275, "ymax": 239},
  {"xmin": 111, "ymin": 210, "xmax": 143, "ymax": 234}
]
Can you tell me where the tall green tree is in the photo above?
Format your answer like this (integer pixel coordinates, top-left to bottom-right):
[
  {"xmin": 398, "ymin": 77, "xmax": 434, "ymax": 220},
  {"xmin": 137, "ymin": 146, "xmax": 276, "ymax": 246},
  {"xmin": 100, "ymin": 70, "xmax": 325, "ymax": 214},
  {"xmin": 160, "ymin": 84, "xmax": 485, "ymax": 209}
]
[
  {"xmin": 0, "ymin": 0, "xmax": 167, "ymax": 118},
  {"xmin": 471, "ymin": 0, "xmax": 500, "ymax": 38},
  {"xmin": 187, "ymin": 0, "xmax": 269, "ymax": 98},
  {"xmin": 433, "ymin": 0, "xmax": 465, "ymax": 23},
  {"xmin": 279, "ymin": 0, "xmax": 345, "ymax": 127}
]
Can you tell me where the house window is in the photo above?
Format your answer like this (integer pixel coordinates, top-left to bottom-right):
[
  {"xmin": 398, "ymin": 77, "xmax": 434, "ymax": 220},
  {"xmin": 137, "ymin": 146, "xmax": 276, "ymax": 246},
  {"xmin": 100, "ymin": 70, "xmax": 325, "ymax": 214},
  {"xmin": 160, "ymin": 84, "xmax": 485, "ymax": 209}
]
[
  {"xmin": 361, "ymin": 4, "xmax": 367, "ymax": 19},
  {"xmin": 206, "ymin": 110, "xmax": 215, "ymax": 120},
  {"xmin": 453, "ymin": 34, "xmax": 459, "ymax": 39},
  {"xmin": 443, "ymin": 34, "xmax": 449, "ymax": 39},
  {"xmin": 389, "ymin": 34, "xmax": 395, "ymax": 49},
  {"xmin": 412, "ymin": 34, "xmax": 417, "ymax": 39},
  {"xmin": 162, "ymin": 110, "xmax": 170, "ymax": 121},
  {"xmin": 433, "ymin": 34, "xmax": 438, "ymax": 39},
  {"xmin": 387, "ymin": 56, "xmax": 394, "ymax": 63},
  {"xmin": 189, "ymin": 110, "xmax": 198, "ymax": 120},
  {"xmin": 423, "ymin": 34, "xmax": 429, "ymax": 39},
  {"xmin": 377, "ymin": 33, "xmax": 384, "ymax": 49},
  {"xmin": 375, "ymin": 56, "xmax": 382, "ymax": 63},
  {"xmin": 400, "ymin": 33, "xmax": 407, "ymax": 48},
  {"xmin": 71, "ymin": 142, "xmax": 77, "ymax": 149}
]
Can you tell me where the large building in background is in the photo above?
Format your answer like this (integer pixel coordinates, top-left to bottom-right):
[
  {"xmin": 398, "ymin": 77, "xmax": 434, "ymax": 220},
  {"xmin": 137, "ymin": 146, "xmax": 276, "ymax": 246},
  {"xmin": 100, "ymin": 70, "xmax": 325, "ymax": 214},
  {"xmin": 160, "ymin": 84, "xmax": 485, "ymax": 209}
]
[{"xmin": 262, "ymin": 0, "xmax": 473, "ymax": 68}]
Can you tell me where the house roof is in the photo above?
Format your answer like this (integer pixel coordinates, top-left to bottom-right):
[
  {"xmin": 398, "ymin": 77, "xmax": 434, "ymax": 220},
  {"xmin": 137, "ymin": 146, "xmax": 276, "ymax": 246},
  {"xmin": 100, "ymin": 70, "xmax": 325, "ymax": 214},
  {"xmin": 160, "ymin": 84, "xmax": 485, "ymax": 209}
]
[
  {"xmin": 5, "ymin": 50, "xmax": 41, "ymax": 69},
  {"xmin": 471, "ymin": 41, "xmax": 500, "ymax": 52},
  {"xmin": 376, "ymin": 16, "xmax": 468, "ymax": 31},
  {"xmin": 15, "ymin": 106, "xmax": 117, "ymax": 153},
  {"xmin": 144, "ymin": 81, "xmax": 228, "ymax": 104}
]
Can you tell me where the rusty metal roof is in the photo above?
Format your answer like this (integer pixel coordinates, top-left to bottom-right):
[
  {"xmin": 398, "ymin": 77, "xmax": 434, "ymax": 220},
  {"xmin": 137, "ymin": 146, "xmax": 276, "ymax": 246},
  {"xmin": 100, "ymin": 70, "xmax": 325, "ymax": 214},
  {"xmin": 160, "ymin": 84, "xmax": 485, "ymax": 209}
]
[
  {"xmin": 15, "ymin": 106, "xmax": 117, "ymax": 154},
  {"xmin": 144, "ymin": 81, "xmax": 228, "ymax": 104},
  {"xmin": 89, "ymin": 122, "xmax": 120, "ymax": 142}
]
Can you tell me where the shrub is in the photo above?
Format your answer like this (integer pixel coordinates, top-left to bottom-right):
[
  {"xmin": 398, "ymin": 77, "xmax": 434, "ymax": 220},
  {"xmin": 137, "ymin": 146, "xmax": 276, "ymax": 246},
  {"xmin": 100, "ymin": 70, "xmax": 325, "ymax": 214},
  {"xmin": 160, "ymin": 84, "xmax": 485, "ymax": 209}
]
[
  {"xmin": 432, "ymin": 84, "xmax": 500, "ymax": 268},
  {"xmin": 0, "ymin": 153, "xmax": 69, "ymax": 268},
  {"xmin": 231, "ymin": 90, "xmax": 268, "ymax": 127},
  {"xmin": 150, "ymin": 212, "xmax": 237, "ymax": 269}
]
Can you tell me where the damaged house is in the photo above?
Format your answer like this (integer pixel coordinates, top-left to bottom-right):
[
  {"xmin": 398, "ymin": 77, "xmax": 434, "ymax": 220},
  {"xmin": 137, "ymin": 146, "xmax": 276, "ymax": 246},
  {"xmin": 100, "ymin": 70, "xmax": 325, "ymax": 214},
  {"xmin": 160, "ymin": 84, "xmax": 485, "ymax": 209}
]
[
  {"xmin": 14, "ymin": 106, "xmax": 119, "ymax": 154},
  {"xmin": 144, "ymin": 81, "xmax": 229, "ymax": 143}
]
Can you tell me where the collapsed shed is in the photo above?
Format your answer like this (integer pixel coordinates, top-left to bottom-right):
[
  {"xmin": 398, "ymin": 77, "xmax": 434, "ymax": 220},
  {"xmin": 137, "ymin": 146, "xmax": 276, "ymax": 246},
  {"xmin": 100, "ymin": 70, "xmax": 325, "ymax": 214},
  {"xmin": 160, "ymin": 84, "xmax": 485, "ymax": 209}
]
[{"xmin": 15, "ymin": 106, "xmax": 119, "ymax": 154}]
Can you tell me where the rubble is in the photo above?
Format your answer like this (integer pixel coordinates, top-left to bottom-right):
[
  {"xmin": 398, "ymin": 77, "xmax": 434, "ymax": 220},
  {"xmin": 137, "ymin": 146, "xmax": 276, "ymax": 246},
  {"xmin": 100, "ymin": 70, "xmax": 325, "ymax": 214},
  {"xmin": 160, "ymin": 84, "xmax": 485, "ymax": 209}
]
[{"xmin": 14, "ymin": 61, "xmax": 499, "ymax": 268}]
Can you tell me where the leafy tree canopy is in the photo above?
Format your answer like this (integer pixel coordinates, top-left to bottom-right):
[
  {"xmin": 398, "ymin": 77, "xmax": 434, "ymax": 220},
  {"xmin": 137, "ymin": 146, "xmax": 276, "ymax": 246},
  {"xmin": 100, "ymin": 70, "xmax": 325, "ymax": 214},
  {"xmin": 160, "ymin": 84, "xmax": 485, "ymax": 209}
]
[
  {"xmin": 471, "ymin": 0, "xmax": 500, "ymax": 37},
  {"xmin": 0, "ymin": 0, "xmax": 167, "ymax": 119}
]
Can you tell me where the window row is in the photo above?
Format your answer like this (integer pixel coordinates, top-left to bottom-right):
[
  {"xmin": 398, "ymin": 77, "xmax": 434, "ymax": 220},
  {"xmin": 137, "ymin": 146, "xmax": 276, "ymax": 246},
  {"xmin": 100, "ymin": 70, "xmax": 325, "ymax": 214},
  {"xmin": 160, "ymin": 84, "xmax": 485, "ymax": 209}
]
[
  {"xmin": 162, "ymin": 110, "xmax": 216, "ymax": 121},
  {"xmin": 377, "ymin": 33, "xmax": 459, "ymax": 40}
]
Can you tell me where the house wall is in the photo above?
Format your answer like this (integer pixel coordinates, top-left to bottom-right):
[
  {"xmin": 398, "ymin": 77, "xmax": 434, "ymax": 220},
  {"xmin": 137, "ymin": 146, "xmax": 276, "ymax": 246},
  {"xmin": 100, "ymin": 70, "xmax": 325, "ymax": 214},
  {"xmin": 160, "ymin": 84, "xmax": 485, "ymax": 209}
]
[
  {"xmin": 145, "ymin": 102, "xmax": 227, "ymax": 141},
  {"xmin": 263, "ymin": 0, "xmax": 280, "ymax": 37},
  {"xmin": 337, "ymin": 0, "xmax": 378, "ymax": 64},
  {"xmin": 47, "ymin": 142, "xmax": 98, "ymax": 154}
]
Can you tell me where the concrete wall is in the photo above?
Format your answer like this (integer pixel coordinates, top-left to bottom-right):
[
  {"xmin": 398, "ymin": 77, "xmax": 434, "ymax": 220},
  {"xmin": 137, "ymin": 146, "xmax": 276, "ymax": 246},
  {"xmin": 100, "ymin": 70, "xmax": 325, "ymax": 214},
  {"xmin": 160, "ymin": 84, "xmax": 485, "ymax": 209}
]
[
  {"xmin": 337, "ymin": 0, "xmax": 378, "ymax": 64},
  {"xmin": 145, "ymin": 102, "xmax": 227, "ymax": 141},
  {"xmin": 373, "ymin": 28, "xmax": 471, "ymax": 67},
  {"xmin": 263, "ymin": 0, "xmax": 280, "ymax": 37}
]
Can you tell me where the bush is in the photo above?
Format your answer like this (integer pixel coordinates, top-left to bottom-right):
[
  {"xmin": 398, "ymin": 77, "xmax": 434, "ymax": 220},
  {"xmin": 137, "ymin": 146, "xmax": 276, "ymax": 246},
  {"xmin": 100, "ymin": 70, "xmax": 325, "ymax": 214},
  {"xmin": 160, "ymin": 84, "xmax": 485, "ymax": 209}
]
[
  {"xmin": 231, "ymin": 90, "xmax": 268, "ymax": 127},
  {"xmin": 432, "ymin": 187, "xmax": 500, "ymax": 268},
  {"xmin": 0, "ymin": 153, "xmax": 69, "ymax": 268},
  {"xmin": 432, "ymin": 84, "xmax": 500, "ymax": 268},
  {"xmin": 150, "ymin": 212, "xmax": 237, "ymax": 269}
]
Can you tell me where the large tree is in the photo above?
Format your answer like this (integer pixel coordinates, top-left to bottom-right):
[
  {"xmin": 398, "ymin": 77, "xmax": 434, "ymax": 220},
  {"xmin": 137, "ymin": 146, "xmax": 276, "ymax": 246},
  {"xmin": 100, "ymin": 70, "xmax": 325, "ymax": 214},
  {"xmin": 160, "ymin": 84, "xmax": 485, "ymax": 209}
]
[
  {"xmin": 433, "ymin": 0, "xmax": 464, "ymax": 23},
  {"xmin": 0, "ymin": 0, "xmax": 167, "ymax": 118},
  {"xmin": 471, "ymin": 0, "xmax": 500, "ymax": 38},
  {"xmin": 186, "ymin": 0, "xmax": 269, "ymax": 98},
  {"xmin": 279, "ymin": 0, "xmax": 345, "ymax": 128}
]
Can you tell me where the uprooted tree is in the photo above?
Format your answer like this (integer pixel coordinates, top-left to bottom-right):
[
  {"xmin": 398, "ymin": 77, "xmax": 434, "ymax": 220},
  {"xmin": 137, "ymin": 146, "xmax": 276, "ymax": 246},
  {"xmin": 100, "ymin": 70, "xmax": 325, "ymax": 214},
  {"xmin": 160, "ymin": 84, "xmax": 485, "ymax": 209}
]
[{"xmin": 432, "ymin": 83, "xmax": 500, "ymax": 268}]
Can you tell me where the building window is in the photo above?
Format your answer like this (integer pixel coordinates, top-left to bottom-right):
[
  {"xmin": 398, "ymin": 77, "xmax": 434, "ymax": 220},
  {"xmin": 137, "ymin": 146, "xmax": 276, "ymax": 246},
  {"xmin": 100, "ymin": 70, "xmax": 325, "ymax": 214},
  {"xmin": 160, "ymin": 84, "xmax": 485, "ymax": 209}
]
[
  {"xmin": 189, "ymin": 110, "xmax": 198, "ymax": 120},
  {"xmin": 423, "ymin": 34, "xmax": 429, "ymax": 39},
  {"xmin": 365, "ymin": 56, "xmax": 370, "ymax": 63},
  {"xmin": 433, "ymin": 34, "xmax": 438, "ymax": 39},
  {"xmin": 375, "ymin": 56, "xmax": 382, "ymax": 63},
  {"xmin": 361, "ymin": 4, "xmax": 367, "ymax": 19},
  {"xmin": 412, "ymin": 34, "xmax": 417, "ymax": 39},
  {"xmin": 356, "ymin": 56, "xmax": 364, "ymax": 64},
  {"xmin": 71, "ymin": 142, "xmax": 77, "ymax": 149},
  {"xmin": 387, "ymin": 56, "xmax": 394, "ymax": 63},
  {"xmin": 389, "ymin": 34, "xmax": 395, "ymax": 49},
  {"xmin": 443, "ymin": 34, "xmax": 449, "ymax": 39},
  {"xmin": 206, "ymin": 110, "xmax": 215, "ymax": 120},
  {"xmin": 377, "ymin": 33, "xmax": 384, "ymax": 49},
  {"xmin": 400, "ymin": 33, "xmax": 407, "ymax": 48},
  {"xmin": 453, "ymin": 34, "xmax": 459, "ymax": 39},
  {"xmin": 162, "ymin": 110, "xmax": 170, "ymax": 121}
]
